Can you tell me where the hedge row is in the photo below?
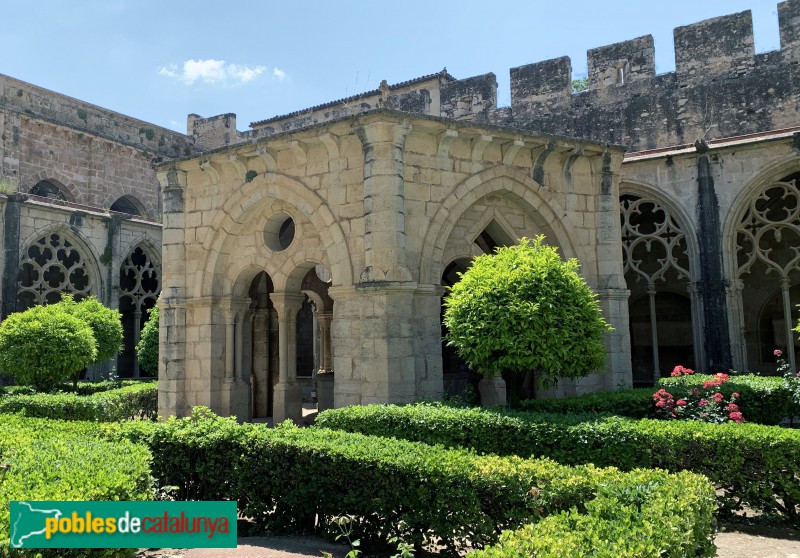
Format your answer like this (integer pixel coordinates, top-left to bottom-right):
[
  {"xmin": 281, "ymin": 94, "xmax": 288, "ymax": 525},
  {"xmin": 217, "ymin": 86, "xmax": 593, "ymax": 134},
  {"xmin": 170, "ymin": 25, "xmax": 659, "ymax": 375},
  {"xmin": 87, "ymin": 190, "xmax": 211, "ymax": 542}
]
[
  {"xmin": 120, "ymin": 408, "xmax": 715, "ymax": 555},
  {"xmin": 0, "ymin": 382, "xmax": 157, "ymax": 421},
  {"xmin": 2, "ymin": 379, "xmax": 145, "ymax": 397},
  {"xmin": 519, "ymin": 388, "xmax": 655, "ymax": 418},
  {"xmin": 519, "ymin": 374, "xmax": 792, "ymax": 425},
  {"xmin": 0, "ymin": 415, "xmax": 152, "ymax": 557},
  {"xmin": 316, "ymin": 403, "xmax": 800, "ymax": 521}
]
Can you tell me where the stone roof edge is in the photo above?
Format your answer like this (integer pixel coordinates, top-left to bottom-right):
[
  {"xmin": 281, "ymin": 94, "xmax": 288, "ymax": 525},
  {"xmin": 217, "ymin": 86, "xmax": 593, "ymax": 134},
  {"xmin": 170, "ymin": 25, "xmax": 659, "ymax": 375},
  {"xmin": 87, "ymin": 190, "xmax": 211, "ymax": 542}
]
[
  {"xmin": 156, "ymin": 108, "xmax": 626, "ymax": 170},
  {"xmin": 248, "ymin": 69, "xmax": 456, "ymax": 128}
]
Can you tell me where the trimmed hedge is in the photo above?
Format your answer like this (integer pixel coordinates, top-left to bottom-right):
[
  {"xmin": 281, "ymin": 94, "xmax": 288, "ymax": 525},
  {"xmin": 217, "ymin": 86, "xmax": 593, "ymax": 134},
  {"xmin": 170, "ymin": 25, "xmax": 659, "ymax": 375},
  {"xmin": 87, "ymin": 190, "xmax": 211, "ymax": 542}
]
[
  {"xmin": 471, "ymin": 471, "xmax": 715, "ymax": 558},
  {"xmin": 657, "ymin": 374, "xmax": 790, "ymax": 425},
  {"xmin": 520, "ymin": 388, "xmax": 655, "ymax": 418},
  {"xmin": 128, "ymin": 409, "xmax": 715, "ymax": 555},
  {"xmin": 0, "ymin": 415, "xmax": 152, "ymax": 557},
  {"xmin": 316, "ymin": 403, "xmax": 800, "ymax": 522},
  {"xmin": 0, "ymin": 382, "xmax": 157, "ymax": 421},
  {"xmin": 1, "ymin": 380, "xmax": 144, "ymax": 397},
  {"xmin": 519, "ymin": 375, "xmax": 792, "ymax": 425}
]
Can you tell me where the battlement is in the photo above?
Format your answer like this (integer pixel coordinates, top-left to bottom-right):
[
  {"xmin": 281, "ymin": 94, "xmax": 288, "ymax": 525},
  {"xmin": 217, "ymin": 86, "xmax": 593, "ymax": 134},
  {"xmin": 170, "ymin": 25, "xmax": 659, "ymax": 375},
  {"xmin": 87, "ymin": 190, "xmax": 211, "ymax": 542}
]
[
  {"xmin": 500, "ymin": 0, "xmax": 800, "ymax": 149},
  {"xmin": 0, "ymin": 74, "xmax": 196, "ymax": 158},
  {"xmin": 191, "ymin": 1, "xmax": 800, "ymax": 154}
]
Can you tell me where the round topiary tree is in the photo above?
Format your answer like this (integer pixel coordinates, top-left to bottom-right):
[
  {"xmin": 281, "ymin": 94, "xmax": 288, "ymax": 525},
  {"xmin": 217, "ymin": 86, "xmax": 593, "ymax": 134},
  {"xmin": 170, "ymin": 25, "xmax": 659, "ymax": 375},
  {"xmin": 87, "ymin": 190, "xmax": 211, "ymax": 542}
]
[
  {"xmin": 136, "ymin": 305, "xmax": 159, "ymax": 376},
  {"xmin": 0, "ymin": 304, "xmax": 97, "ymax": 391},
  {"xmin": 56, "ymin": 295, "xmax": 123, "ymax": 385},
  {"xmin": 57, "ymin": 295, "xmax": 123, "ymax": 364},
  {"xmin": 443, "ymin": 236, "xmax": 611, "ymax": 406}
]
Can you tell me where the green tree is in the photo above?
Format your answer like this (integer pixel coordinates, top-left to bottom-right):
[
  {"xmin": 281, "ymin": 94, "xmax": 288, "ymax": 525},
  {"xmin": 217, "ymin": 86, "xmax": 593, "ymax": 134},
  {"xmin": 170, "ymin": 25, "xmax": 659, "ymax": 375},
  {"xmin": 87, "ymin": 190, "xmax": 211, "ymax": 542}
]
[
  {"xmin": 0, "ymin": 304, "xmax": 96, "ymax": 391},
  {"xmin": 443, "ymin": 236, "xmax": 610, "ymax": 406},
  {"xmin": 57, "ymin": 295, "xmax": 123, "ymax": 364},
  {"xmin": 136, "ymin": 305, "xmax": 159, "ymax": 375}
]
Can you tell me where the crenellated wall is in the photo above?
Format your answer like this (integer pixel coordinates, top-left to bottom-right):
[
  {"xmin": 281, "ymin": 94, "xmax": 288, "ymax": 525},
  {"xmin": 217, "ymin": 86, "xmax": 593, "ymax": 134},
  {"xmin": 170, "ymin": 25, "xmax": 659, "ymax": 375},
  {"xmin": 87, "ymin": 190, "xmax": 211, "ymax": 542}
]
[{"xmin": 501, "ymin": 3, "xmax": 800, "ymax": 150}]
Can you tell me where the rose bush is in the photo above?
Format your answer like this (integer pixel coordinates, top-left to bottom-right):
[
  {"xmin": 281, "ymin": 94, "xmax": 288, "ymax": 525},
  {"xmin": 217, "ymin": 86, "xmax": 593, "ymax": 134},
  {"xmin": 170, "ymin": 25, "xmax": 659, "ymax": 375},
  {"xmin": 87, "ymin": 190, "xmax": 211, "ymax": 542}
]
[{"xmin": 654, "ymin": 366, "xmax": 744, "ymax": 423}]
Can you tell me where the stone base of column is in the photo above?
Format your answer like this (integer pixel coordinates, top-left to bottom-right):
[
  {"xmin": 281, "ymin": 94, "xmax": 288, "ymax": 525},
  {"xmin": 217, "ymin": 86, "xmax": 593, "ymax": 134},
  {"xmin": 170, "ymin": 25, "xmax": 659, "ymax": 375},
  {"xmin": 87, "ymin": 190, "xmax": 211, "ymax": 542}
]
[
  {"xmin": 478, "ymin": 376, "xmax": 506, "ymax": 407},
  {"xmin": 273, "ymin": 381, "xmax": 303, "ymax": 424},
  {"xmin": 222, "ymin": 378, "xmax": 251, "ymax": 422},
  {"xmin": 316, "ymin": 371, "xmax": 334, "ymax": 412}
]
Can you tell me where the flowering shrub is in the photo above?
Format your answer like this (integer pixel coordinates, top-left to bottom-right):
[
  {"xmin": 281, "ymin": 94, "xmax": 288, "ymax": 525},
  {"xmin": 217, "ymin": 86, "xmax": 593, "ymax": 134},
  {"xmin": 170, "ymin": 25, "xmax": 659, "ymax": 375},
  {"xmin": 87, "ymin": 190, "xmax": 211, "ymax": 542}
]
[{"xmin": 654, "ymin": 366, "xmax": 744, "ymax": 423}]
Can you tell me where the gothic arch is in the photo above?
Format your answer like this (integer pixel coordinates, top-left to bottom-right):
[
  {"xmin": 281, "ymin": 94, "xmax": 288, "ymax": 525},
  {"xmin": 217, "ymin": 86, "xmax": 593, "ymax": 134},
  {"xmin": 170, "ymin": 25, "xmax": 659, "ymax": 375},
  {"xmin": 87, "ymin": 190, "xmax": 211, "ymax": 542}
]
[
  {"xmin": 110, "ymin": 194, "xmax": 146, "ymax": 217},
  {"xmin": 26, "ymin": 173, "xmax": 77, "ymax": 203},
  {"xmin": 618, "ymin": 181, "xmax": 700, "ymax": 383},
  {"xmin": 420, "ymin": 167, "xmax": 581, "ymax": 285},
  {"xmin": 201, "ymin": 172, "xmax": 353, "ymax": 296},
  {"xmin": 723, "ymin": 158, "xmax": 800, "ymax": 371},
  {"xmin": 117, "ymin": 242, "xmax": 161, "ymax": 377},
  {"xmin": 16, "ymin": 225, "xmax": 101, "ymax": 310}
]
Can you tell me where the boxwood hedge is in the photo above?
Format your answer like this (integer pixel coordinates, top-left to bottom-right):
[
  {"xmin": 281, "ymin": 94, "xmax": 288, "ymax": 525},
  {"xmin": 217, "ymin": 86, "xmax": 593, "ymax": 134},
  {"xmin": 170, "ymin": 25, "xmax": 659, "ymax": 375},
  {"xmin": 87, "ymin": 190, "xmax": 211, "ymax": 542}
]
[
  {"xmin": 0, "ymin": 382, "xmax": 157, "ymax": 421},
  {"xmin": 519, "ymin": 374, "xmax": 792, "ymax": 425},
  {"xmin": 128, "ymin": 408, "xmax": 715, "ymax": 555},
  {"xmin": 316, "ymin": 403, "xmax": 800, "ymax": 521},
  {"xmin": 0, "ymin": 415, "xmax": 152, "ymax": 557},
  {"xmin": 519, "ymin": 388, "xmax": 655, "ymax": 418}
]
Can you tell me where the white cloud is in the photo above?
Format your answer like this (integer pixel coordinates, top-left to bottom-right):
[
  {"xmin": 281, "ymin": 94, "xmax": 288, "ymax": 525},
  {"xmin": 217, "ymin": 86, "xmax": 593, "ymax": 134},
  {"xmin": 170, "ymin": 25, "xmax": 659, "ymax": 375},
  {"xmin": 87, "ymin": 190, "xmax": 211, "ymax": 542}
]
[
  {"xmin": 272, "ymin": 67, "xmax": 286, "ymax": 81},
  {"xmin": 159, "ymin": 59, "xmax": 266, "ymax": 85}
]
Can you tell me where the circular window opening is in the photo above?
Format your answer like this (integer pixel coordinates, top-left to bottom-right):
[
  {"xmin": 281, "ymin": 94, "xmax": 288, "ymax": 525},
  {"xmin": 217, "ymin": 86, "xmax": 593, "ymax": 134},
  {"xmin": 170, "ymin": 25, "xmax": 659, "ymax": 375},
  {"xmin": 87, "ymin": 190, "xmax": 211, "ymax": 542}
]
[{"xmin": 264, "ymin": 212, "xmax": 296, "ymax": 252}]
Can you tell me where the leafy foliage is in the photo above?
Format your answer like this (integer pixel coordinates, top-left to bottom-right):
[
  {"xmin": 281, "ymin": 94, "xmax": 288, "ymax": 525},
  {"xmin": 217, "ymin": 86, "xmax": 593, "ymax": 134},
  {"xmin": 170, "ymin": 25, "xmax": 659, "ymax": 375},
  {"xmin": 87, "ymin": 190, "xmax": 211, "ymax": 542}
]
[
  {"xmin": 0, "ymin": 415, "xmax": 151, "ymax": 557},
  {"xmin": 317, "ymin": 402, "xmax": 800, "ymax": 522},
  {"xmin": 123, "ymin": 408, "xmax": 714, "ymax": 555},
  {"xmin": 0, "ymin": 305, "xmax": 96, "ymax": 391},
  {"xmin": 443, "ymin": 237, "xmax": 610, "ymax": 389},
  {"xmin": 0, "ymin": 382, "xmax": 157, "ymax": 421},
  {"xmin": 56, "ymin": 295, "xmax": 123, "ymax": 364},
  {"xmin": 519, "ymin": 388, "xmax": 656, "ymax": 417},
  {"xmin": 136, "ymin": 305, "xmax": 159, "ymax": 375}
]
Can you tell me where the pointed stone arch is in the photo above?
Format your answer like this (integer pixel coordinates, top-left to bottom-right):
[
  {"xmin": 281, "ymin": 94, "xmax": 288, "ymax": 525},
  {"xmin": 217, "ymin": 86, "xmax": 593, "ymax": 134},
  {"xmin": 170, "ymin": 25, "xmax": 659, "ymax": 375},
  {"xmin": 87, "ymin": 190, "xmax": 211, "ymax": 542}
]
[
  {"xmin": 619, "ymin": 181, "xmax": 702, "ymax": 383},
  {"xmin": 420, "ymin": 166, "xmax": 580, "ymax": 285},
  {"xmin": 723, "ymin": 158, "xmax": 800, "ymax": 372},
  {"xmin": 117, "ymin": 242, "xmax": 161, "ymax": 377},
  {"xmin": 16, "ymin": 225, "xmax": 101, "ymax": 310}
]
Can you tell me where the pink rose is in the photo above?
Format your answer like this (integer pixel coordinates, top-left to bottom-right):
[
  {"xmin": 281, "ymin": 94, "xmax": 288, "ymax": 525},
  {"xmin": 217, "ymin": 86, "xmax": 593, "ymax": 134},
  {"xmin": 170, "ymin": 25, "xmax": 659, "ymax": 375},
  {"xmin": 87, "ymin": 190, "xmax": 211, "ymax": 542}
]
[
  {"xmin": 676, "ymin": 399, "xmax": 687, "ymax": 406},
  {"xmin": 729, "ymin": 411, "xmax": 744, "ymax": 423},
  {"xmin": 698, "ymin": 399, "xmax": 708, "ymax": 407},
  {"xmin": 713, "ymin": 392, "xmax": 725, "ymax": 403},
  {"xmin": 727, "ymin": 403, "xmax": 739, "ymax": 412},
  {"xmin": 775, "ymin": 349, "xmax": 783, "ymax": 357}
]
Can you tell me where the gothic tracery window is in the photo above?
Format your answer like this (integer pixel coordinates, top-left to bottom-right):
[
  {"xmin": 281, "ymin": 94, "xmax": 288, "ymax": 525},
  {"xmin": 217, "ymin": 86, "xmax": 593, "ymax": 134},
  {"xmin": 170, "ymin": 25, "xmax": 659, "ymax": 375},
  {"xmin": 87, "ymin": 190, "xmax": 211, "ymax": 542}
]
[
  {"xmin": 16, "ymin": 233, "xmax": 91, "ymax": 310},
  {"xmin": 620, "ymin": 194, "xmax": 695, "ymax": 384},
  {"xmin": 734, "ymin": 172, "xmax": 800, "ymax": 371},
  {"xmin": 118, "ymin": 246, "xmax": 160, "ymax": 377}
]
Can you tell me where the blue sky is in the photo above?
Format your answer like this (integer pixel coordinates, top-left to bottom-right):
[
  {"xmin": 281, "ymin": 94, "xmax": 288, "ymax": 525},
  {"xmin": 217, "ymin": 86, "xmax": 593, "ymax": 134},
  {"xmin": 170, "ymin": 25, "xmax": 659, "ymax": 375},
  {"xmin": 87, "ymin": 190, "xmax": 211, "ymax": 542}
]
[{"xmin": 0, "ymin": 1, "xmax": 781, "ymax": 134}]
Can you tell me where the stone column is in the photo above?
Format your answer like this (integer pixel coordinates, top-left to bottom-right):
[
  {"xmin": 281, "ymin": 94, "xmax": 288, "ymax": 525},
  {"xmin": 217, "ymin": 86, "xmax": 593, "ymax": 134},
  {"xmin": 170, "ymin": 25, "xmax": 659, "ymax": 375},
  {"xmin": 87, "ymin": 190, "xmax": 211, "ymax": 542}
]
[
  {"xmin": 355, "ymin": 120, "xmax": 413, "ymax": 282},
  {"xmin": 593, "ymin": 152, "xmax": 632, "ymax": 390},
  {"xmin": 271, "ymin": 292, "xmax": 304, "ymax": 423},
  {"xmin": 156, "ymin": 167, "xmax": 188, "ymax": 418},
  {"xmin": 316, "ymin": 311, "xmax": 334, "ymax": 412},
  {"xmin": 132, "ymin": 309, "xmax": 142, "ymax": 378},
  {"xmin": 221, "ymin": 299, "xmax": 251, "ymax": 421},
  {"xmin": 1, "ymin": 193, "xmax": 26, "ymax": 320},
  {"xmin": 696, "ymin": 151, "xmax": 732, "ymax": 372},
  {"xmin": 317, "ymin": 311, "xmax": 333, "ymax": 373}
]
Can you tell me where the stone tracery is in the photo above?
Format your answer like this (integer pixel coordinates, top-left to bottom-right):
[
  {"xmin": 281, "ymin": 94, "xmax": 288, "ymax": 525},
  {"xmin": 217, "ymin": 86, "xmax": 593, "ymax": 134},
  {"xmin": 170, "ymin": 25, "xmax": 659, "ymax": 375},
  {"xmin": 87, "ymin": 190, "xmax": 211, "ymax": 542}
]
[
  {"xmin": 734, "ymin": 175, "xmax": 800, "ymax": 371},
  {"xmin": 620, "ymin": 194, "xmax": 696, "ymax": 383},
  {"xmin": 16, "ymin": 232, "xmax": 92, "ymax": 310}
]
